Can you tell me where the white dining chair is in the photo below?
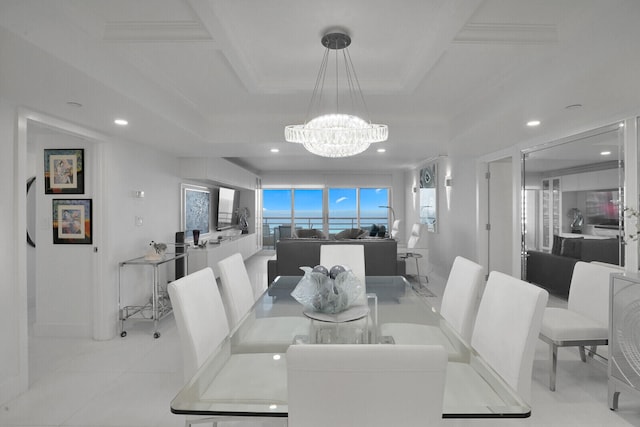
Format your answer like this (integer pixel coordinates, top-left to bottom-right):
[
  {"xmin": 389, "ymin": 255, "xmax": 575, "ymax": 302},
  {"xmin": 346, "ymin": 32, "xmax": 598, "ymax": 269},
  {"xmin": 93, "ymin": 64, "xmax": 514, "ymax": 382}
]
[
  {"xmin": 398, "ymin": 223, "xmax": 429, "ymax": 283},
  {"xmin": 380, "ymin": 256, "xmax": 483, "ymax": 357},
  {"xmin": 445, "ymin": 271, "xmax": 548, "ymax": 405},
  {"xmin": 287, "ymin": 344, "xmax": 447, "ymax": 427},
  {"xmin": 168, "ymin": 267, "xmax": 288, "ymax": 427},
  {"xmin": 390, "ymin": 219, "xmax": 401, "ymax": 239},
  {"xmin": 218, "ymin": 253, "xmax": 310, "ymax": 352},
  {"xmin": 539, "ymin": 261, "xmax": 622, "ymax": 391}
]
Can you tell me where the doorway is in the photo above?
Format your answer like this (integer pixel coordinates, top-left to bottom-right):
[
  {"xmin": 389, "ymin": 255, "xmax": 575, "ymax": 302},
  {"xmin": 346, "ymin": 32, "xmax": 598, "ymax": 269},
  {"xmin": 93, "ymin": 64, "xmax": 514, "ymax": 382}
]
[
  {"xmin": 18, "ymin": 111, "xmax": 107, "ymax": 389},
  {"xmin": 521, "ymin": 123, "xmax": 625, "ymax": 283}
]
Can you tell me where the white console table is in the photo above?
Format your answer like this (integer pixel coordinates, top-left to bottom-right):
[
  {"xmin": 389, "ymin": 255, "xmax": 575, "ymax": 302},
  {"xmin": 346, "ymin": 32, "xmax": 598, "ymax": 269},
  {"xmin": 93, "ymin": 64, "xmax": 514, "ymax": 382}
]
[{"xmin": 188, "ymin": 233, "xmax": 258, "ymax": 278}]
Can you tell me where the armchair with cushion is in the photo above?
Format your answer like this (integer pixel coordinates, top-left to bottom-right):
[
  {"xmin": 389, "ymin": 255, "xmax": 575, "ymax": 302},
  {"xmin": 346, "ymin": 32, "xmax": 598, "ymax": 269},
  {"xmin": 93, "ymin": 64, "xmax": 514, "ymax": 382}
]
[{"xmin": 538, "ymin": 261, "xmax": 622, "ymax": 391}]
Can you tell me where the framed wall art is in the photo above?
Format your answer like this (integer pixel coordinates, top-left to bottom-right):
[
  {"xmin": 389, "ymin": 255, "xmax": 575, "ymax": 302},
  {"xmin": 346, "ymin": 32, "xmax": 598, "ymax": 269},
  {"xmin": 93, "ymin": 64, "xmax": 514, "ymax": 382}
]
[
  {"xmin": 52, "ymin": 199, "xmax": 92, "ymax": 244},
  {"xmin": 180, "ymin": 184, "xmax": 211, "ymax": 240},
  {"xmin": 44, "ymin": 148, "xmax": 85, "ymax": 194}
]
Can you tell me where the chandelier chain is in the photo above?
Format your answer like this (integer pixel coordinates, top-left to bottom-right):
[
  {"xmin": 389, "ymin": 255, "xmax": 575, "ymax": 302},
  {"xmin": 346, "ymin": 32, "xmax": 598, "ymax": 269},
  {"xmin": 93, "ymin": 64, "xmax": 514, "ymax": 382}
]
[{"xmin": 345, "ymin": 47, "xmax": 372, "ymax": 125}]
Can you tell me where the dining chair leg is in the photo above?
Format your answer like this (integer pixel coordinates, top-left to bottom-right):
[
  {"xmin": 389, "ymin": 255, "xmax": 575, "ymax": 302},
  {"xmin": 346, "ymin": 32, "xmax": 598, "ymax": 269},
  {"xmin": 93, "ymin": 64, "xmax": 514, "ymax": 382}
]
[
  {"xmin": 549, "ymin": 343, "xmax": 558, "ymax": 391},
  {"xmin": 579, "ymin": 345, "xmax": 586, "ymax": 362},
  {"xmin": 579, "ymin": 345, "xmax": 598, "ymax": 362}
]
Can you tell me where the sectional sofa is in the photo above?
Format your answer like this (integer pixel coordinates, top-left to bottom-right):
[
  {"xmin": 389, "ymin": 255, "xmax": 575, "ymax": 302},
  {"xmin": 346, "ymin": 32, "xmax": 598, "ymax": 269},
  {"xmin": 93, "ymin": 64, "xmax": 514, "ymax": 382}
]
[
  {"xmin": 526, "ymin": 235, "xmax": 623, "ymax": 297},
  {"xmin": 267, "ymin": 238, "xmax": 406, "ymax": 285}
]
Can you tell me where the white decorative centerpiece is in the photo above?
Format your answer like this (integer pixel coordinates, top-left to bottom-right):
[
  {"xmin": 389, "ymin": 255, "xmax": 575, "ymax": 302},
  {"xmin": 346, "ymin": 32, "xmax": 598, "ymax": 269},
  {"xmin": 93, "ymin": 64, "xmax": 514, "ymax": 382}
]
[
  {"xmin": 144, "ymin": 241, "xmax": 167, "ymax": 261},
  {"xmin": 291, "ymin": 265, "xmax": 363, "ymax": 314}
]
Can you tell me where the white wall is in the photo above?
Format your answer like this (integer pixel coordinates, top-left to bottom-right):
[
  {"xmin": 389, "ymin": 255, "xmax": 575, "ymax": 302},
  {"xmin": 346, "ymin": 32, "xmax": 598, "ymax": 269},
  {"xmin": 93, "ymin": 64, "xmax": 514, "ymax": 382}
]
[
  {"xmin": 0, "ymin": 98, "xmax": 27, "ymax": 406},
  {"xmin": 31, "ymin": 130, "xmax": 96, "ymax": 337},
  {"xmin": 406, "ymin": 156, "xmax": 479, "ymax": 279},
  {"xmin": 102, "ymin": 139, "xmax": 182, "ymax": 339}
]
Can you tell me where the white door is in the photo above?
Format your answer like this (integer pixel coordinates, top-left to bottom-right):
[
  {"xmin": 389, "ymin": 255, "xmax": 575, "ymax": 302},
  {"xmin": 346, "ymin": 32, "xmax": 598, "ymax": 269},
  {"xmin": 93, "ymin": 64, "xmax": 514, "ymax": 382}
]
[{"xmin": 487, "ymin": 159, "xmax": 513, "ymax": 275}]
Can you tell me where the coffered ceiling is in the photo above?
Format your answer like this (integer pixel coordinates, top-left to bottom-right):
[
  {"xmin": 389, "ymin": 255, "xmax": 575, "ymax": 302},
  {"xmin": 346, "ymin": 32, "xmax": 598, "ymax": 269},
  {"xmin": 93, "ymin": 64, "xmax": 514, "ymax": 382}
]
[{"xmin": 2, "ymin": 0, "xmax": 639, "ymax": 173}]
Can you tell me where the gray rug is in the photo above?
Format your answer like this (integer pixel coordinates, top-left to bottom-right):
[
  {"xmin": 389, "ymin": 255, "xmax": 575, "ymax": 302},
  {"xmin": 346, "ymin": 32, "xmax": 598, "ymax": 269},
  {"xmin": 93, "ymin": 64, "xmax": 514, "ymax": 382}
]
[{"xmin": 406, "ymin": 275, "xmax": 436, "ymax": 297}]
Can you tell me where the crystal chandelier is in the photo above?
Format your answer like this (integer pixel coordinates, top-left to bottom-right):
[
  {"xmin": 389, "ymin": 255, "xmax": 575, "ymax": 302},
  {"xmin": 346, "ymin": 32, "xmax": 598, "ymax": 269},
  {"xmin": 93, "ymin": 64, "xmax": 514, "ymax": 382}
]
[{"xmin": 285, "ymin": 31, "xmax": 388, "ymax": 157}]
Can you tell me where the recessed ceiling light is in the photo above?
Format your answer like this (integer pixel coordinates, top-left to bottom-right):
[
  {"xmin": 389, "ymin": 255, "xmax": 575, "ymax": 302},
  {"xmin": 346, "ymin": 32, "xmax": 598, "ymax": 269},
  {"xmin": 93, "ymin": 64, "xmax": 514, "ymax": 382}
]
[
  {"xmin": 114, "ymin": 118, "xmax": 128, "ymax": 126},
  {"xmin": 600, "ymin": 151, "xmax": 611, "ymax": 156},
  {"xmin": 526, "ymin": 120, "xmax": 541, "ymax": 127},
  {"xmin": 377, "ymin": 148, "xmax": 386, "ymax": 153},
  {"xmin": 66, "ymin": 101, "xmax": 82, "ymax": 108},
  {"xmin": 270, "ymin": 148, "xmax": 280, "ymax": 153},
  {"xmin": 565, "ymin": 104, "xmax": 582, "ymax": 110}
]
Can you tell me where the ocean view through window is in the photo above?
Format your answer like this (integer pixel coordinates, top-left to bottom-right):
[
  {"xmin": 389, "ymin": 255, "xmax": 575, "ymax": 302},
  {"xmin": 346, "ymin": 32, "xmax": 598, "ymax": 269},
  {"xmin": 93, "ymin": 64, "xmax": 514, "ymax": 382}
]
[{"xmin": 262, "ymin": 187, "xmax": 390, "ymax": 247}]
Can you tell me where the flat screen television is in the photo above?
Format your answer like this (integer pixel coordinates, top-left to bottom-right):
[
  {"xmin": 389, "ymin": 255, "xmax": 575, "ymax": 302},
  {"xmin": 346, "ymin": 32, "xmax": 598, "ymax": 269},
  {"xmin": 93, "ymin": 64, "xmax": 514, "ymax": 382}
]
[
  {"xmin": 586, "ymin": 189, "xmax": 621, "ymax": 228},
  {"xmin": 217, "ymin": 187, "xmax": 237, "ymax": 230}
]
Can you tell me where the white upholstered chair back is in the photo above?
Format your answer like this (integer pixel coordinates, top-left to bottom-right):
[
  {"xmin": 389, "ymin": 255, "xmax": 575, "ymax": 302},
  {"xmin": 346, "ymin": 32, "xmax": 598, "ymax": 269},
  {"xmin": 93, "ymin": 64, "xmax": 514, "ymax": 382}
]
[
  {"xmin": 218, "ymin": 252, "xmax": 256, "ymax": 329},
  {"xmin": 471, "ymin": 271, "xmax": 548, "ymax": 403},
  {"xmin": 320, "ymin": 244, "xmax": 366, "ymax": 285},
  {"xmin": 287, "ymin": 344, "xmax": 447, "ymax": 427},
  {"xmin": 568, "ymin": 261, "xmax": 621, "ymax": 326},
  {"xmin": 440, "ymin": 256, "xmax": 484, "ymax": 342},
  {"xmin": 407, "ymin": 223, "xmax": 426, "ymax": 249},
  {"xmin": 390, "ymin": 219, "xmax": 401, "ymax": 239},
  {"xmin": 167, "ymin": 267, "xmax": 229, "ymax": 382}
]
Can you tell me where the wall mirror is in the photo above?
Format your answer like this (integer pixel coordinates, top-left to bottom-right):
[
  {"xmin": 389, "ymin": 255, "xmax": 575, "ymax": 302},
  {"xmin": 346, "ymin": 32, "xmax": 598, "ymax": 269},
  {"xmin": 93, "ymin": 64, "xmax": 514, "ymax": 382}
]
[
  {"xmin": 521, "ymin": 123, "xmax": 625, "ymax": 291},
  {"xmin": 419, "ymin": 163, "xmax": 437, "ymax": 232}
]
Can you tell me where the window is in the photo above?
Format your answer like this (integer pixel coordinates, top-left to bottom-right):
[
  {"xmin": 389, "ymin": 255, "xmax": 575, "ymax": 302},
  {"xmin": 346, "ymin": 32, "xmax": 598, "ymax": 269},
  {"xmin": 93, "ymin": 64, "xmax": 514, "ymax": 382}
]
[
  {"xmin": 262, "ymin": 189, "xmax": 292, "ymax": 246},
  {"xmin": 262, "ymin": 187, "xmax": 390, "ymax": 246},
  {"xmin": 294, "ymin": 189, "xmax": 323, "ymax": 230},
  {"xmin": 328, "ymin": 188, "xmax": 357, "ymax": 234},
  {"xmin": 360, "ymin": 188, "xmax": 390, "ymax": 231}
]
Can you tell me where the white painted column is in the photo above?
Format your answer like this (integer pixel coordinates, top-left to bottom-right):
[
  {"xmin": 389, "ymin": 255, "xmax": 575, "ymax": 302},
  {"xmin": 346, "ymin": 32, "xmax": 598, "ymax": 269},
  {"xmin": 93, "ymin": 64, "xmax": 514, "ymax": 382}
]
[{"xmin": 624, "ymin": 117, "xmax": 638, "ymax": 272}]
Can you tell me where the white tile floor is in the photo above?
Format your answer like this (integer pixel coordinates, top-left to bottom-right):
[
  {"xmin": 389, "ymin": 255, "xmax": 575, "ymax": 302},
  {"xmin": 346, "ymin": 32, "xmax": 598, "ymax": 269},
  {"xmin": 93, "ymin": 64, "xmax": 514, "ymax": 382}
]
[{"xmin": 2, "ymin": 251, "xmax": 640, "ymax": 426}]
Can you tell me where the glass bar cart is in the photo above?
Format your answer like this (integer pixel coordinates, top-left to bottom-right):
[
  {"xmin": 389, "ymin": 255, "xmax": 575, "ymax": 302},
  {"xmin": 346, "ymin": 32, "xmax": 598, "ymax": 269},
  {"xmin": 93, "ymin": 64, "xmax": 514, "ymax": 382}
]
[{"xmin": 118, "ymin": 252, "xmax": 188, "ymax": 338}]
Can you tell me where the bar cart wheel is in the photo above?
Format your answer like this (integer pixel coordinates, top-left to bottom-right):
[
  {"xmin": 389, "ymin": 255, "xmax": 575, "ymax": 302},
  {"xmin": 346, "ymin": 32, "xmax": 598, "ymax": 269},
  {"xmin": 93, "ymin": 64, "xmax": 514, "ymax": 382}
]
[
  {"xmin": 154, "ymin": 332, "xmax": 161, "ymax": 339},
  {"xmin": 120, "ymin": 331, "xmax": 127, "ymax": 338}
]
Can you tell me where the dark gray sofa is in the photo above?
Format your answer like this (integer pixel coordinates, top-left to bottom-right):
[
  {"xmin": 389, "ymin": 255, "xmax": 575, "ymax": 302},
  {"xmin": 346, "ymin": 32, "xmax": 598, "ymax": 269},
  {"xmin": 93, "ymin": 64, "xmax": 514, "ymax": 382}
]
[
  {"xmin": 526, "ymin": 235, "xmax": 623, "ymax": 298},
  {"xmin": 267, "ymin": 238, "xmax": 405, "ymax": 285}
]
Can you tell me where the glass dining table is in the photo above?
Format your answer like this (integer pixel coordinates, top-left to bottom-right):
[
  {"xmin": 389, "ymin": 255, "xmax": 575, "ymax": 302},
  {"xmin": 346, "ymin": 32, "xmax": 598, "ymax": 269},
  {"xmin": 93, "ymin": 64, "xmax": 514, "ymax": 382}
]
[{"xmin": 171, "ymin": 275, "xmax": 531, "ymax": 419}]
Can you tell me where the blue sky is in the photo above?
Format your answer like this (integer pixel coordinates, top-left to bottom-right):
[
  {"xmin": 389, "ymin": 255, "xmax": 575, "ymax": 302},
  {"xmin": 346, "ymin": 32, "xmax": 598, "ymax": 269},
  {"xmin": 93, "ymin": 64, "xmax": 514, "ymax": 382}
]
[{"xmin": 263, "ymin": 188, "xmax": 389, "ymax": 218}]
